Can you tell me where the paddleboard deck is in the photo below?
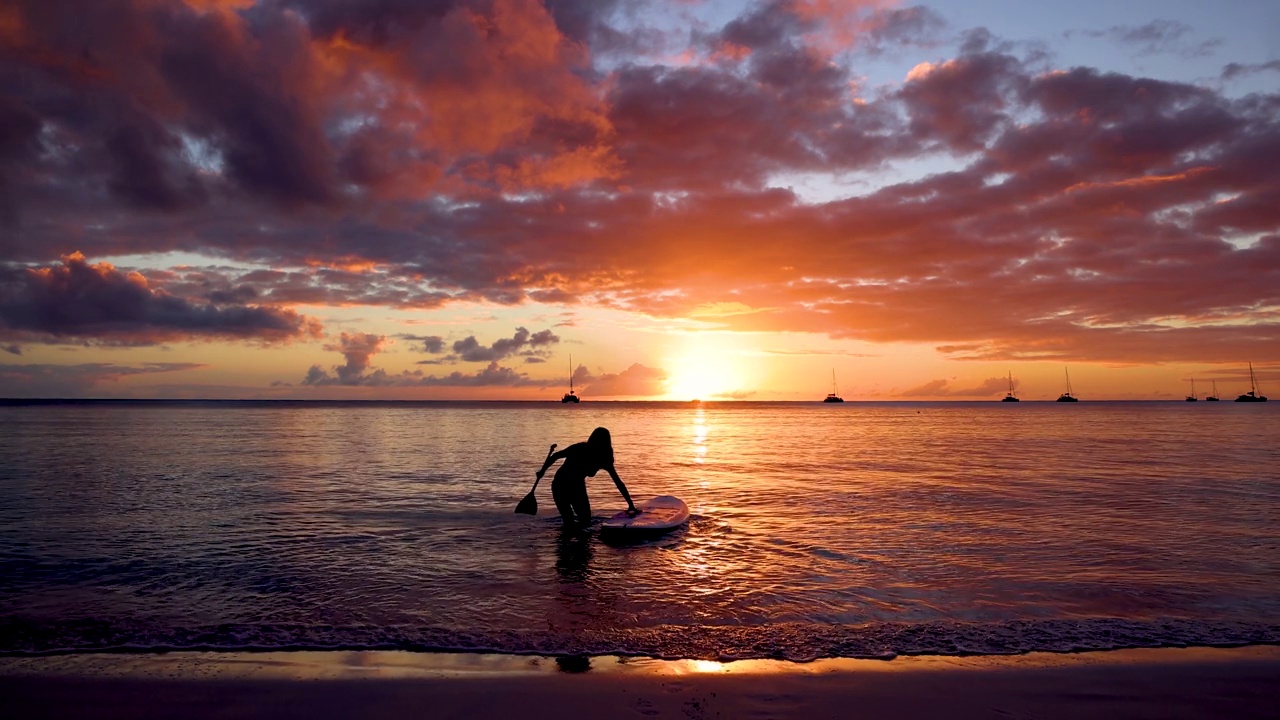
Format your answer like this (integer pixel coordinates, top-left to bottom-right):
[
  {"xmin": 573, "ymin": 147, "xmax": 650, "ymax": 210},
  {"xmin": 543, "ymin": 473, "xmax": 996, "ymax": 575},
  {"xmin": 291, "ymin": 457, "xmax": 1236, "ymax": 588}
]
[{"xmin": 601, "ymin": 495, "xmax": 689, "ymax": 535}]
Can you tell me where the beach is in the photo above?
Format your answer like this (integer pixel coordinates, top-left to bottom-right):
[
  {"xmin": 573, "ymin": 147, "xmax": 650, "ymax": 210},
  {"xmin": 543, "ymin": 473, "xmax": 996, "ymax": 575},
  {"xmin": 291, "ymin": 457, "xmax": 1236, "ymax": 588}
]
[{"xmin": 3, "ymin": 647, "xmax": 1279, "ymax": 719}]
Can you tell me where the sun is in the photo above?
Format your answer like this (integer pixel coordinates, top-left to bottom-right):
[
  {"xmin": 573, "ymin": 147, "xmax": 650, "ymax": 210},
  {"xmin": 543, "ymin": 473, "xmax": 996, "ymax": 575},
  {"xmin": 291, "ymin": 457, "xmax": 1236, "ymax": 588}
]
[{"xmin": 663, "ymin": 339, "xmax": 750, "ymax": 400}]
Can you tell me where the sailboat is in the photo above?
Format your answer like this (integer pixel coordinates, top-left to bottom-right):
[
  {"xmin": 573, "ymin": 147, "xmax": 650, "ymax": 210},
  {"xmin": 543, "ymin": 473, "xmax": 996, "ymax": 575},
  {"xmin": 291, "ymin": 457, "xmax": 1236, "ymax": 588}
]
[
  {"xmin": 1001, "ymin": 371, "xmax": 1020, "ymax": 402},
  {"xmin": 1234, "ymin": 362, "xmax": 1268, "ymax": 402},
  {"xmin": 1056, "ymin": 367, "xmax": 1079, "ymax": 402},
  {"xmin": 1206, "ymin": 380, "xmax": 1220, "ymax": 402},
  {"xmin": 823, "ymin": 370, "xmax": 844, "ymax": 403},
  {"xmin": 561, "ymin": 355, "xmax": 580, "ymax": 403},
  {"xmin": 1185, "ymin": 378, "xmax": 1198, "ymax": 402}
]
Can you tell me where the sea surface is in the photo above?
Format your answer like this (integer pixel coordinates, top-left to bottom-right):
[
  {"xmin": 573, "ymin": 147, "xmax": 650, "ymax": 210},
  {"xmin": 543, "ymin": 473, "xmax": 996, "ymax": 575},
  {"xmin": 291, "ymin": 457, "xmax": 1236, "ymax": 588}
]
[{"xmin": 2, "ymin": 400, "xmax": 1278, "ymax": 661}]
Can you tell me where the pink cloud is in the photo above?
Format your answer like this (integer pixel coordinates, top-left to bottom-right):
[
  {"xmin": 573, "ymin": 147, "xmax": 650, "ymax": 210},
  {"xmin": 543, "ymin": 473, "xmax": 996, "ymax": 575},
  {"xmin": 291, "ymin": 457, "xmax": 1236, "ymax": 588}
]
[
  {"xmin": 578, "ymin": 363, "xmax": 668, "ymax": 397},
  {"xmin": 0, "ymin": 362, "xmax": 206, "ymax": 397}
]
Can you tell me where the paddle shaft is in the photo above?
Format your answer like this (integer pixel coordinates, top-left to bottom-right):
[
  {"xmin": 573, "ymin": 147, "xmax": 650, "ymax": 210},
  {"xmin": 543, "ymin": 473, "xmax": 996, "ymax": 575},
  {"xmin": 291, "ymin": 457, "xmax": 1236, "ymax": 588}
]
[
  {"xmin": 514, "ymin": 443, "xmax": 557, "ymax": 514},
  {"xmin": 531, "ymin": 443, "xmax": 556, "ymax": 492}
]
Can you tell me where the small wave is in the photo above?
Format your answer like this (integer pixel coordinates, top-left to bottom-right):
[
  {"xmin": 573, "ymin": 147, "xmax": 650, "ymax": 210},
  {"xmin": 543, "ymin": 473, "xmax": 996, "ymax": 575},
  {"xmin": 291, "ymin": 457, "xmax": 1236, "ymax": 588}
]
[{"xmin": 2, "ymin": 617, "xmax": 1277, "ymax": 662}]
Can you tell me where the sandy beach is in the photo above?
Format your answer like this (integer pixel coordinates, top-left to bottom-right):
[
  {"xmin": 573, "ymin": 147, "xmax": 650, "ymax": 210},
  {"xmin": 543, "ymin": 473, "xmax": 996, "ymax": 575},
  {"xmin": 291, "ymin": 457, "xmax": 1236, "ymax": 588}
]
[{"xmin": 3, "ymin": 646, "xmax": 1278, "ymax": 719}]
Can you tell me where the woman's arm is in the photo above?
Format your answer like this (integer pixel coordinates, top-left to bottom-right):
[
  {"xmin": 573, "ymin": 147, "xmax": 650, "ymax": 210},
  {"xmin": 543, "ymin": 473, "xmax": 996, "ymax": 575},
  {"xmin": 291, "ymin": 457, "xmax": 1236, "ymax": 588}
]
[
  {"xmin": 536, "ymin": 447, "xmax": 568, "ymax": 479},
  {"xmin": 606, "ymin": 465, "xmax": 637, "ymax": 512}
]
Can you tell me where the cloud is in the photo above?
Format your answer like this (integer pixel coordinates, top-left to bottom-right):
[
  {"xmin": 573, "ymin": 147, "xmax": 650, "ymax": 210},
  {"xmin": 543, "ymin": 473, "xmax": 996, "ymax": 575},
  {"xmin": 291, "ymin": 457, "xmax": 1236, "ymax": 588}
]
[
  {"xmin": 712, "ymin": 389, "xmax": 757, "ymax": 399},
  {"xmin": 0, "ymin": 362, "xmax": 206, "ymax": 397},
  {"xmin": 411, "ymin": 360, "xmax": 547, "ymax": 387},
  {"xmin": 302, "ymin": 332, "xmax": 386, "ymax": 385},
  {"xmin": 860, "ymin": 5, "xmax": 947, "ymax": 55},
  {"xmin": 303, "ymin": 359, "xmax": 548, "ymax": 388},
  {"xmin": 577, "ymin": 362, "xmax": 667, "ymax": 397},
  {"xmin": 898, "ymin": 376, "xmax": 1009, "ymax": 398},
  {"xmin": 0, "ymin": 0, "xmax": 616, "ymax": 226},
  {"xmin": 449, "ymin": 326, "xmax": 560, "ymax": 362},
  {"xmin": 409, "ymin": 327, "xmax": 561, "ymax": 364},
  {"xmin": 327, "ymin": 332, "xmax": 385, "ymax": 384},
  {"xmin": 761, "ymin": 348, "xmax": 879, "ymax": 357},
  {"xmin": 0, "ymin": 1, "xmax": 1276, "ymax": 374},
  {"xmin": 0, "ymin": 253, "xmax": 322, "ymax": 345},
  {"xmin": 300, "ymin": 330, "xmax": 550, "ymax": 387},
  {"xmin": 1221, "ymin": 61, "xmax": 1280, "ymax": 81},
  {"xmin": 1067, "ymin": 20, "xmax": 1222, "ymax": 58}
]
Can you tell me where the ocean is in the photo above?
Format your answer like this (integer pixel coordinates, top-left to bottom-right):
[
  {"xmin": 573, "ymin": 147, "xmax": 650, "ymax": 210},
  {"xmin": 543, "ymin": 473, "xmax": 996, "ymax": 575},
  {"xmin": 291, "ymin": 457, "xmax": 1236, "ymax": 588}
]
[{"xmin": 2, "ymin": 400, "xmax": 1278, "ymax": 661}]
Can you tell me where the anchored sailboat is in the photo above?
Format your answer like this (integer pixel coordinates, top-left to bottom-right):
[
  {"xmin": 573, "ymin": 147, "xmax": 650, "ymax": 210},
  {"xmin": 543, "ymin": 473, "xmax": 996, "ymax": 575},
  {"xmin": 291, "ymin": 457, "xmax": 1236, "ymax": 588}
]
[
  {"xmin": 823, "ymin": 370, "xmax": 844, "ymax": 403},
  {"xmin": 1234, "ymin": 362, "xmax": 1267, "ymax": 402},
  {"xmin": 1185, "ymin": 378, "xmax": 1198, "ymax": 402},
  {"xmin": 561, "ymin": 355, "xmax": 580, "ymax": 403},
  {"xmin": 1206, "ymin": 380, "xmax": 1220, "ymax": 402},
  {"xmin": 1001, "ymin": 371, "xmax": 1019, "ymax": 402},
  {"xmin": 1056, "ymin": 368, "xmax": 1079, "ymax": 402}
]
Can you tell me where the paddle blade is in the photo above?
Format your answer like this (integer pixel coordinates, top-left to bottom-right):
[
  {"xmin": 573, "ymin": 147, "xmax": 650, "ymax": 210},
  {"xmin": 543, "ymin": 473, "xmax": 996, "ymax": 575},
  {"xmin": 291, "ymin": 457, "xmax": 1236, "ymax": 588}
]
[{"xmin": 514, "ymin": 491, "xmax": 538, "ymax": 515}]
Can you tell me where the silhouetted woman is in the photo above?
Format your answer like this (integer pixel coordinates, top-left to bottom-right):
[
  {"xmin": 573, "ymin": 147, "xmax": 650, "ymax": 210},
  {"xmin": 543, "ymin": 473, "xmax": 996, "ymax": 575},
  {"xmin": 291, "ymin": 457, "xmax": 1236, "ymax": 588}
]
[{"xmin": 536, "ymin": 427, "xmax": 636, "ymax": 529}]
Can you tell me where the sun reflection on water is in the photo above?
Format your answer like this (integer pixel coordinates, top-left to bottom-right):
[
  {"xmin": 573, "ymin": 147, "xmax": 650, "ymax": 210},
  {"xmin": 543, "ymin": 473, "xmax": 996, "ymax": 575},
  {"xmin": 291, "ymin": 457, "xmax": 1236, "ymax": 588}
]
[{"xmin": 691, "ymin": 408, "xmax": 708, "ymax": 464}]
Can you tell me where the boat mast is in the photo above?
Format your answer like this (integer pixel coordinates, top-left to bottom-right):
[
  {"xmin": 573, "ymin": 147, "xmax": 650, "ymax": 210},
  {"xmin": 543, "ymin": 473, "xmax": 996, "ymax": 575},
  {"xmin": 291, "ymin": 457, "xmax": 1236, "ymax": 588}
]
[
  {"xmin": 1065, "ymin": 367, "xmax": 1073, "ymax": 397},
  {"xmin": 569, "ymin": 354, "xmax": 574, "ymax": 393},
  {"xmin": 1250, "ymin": 362, "xmax": 1258, "ymax": 394},
  {"xmin": 831, "ymin": 369, "xmax": 839, "ymax": 396}
]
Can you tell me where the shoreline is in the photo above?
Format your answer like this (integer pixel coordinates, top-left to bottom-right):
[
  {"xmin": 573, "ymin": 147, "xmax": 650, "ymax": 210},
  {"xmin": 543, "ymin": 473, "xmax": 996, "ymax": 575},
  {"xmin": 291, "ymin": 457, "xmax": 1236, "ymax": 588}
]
[
  {"xmin": 4, "ymin": 646, "xmax": 1279, "ymax": 719},
  {"xmin": 3, "ymin": 645, "xmax": 1280, "ymax": 679}
]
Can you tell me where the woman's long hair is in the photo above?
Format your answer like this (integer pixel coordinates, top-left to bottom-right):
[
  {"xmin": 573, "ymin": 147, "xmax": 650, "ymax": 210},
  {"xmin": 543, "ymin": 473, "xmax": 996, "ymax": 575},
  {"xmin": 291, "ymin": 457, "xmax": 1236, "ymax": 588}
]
[{"xmin": 586, "ymin": 427, "xmax": 614, "ymax": 470}]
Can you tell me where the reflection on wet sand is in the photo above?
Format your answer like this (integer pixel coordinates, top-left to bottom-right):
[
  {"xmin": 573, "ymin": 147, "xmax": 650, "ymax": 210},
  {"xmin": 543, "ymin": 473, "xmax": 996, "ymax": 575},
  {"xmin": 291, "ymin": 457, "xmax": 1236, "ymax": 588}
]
[{"xmin": 555, "ymin": 655, "xmax": 592, "ymax": 673}]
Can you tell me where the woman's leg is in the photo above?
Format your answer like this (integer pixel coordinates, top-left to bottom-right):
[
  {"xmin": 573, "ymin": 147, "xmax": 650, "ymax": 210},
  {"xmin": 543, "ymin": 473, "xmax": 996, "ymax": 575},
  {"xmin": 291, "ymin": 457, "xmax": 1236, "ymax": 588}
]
[
  {"xmin": 552, "ymin": 481, "xmax": 576, "ymax": 524},
  {"xmin": 553, "ymin": 479, "xmax": 590, "ymax": 527},
  {"xmin": 553, "ymin": 479, "xmax": 590, "ymax": 528},
  {"xmin": 569, "ymin": 489, "xmax": 591, "ymax": 527}
]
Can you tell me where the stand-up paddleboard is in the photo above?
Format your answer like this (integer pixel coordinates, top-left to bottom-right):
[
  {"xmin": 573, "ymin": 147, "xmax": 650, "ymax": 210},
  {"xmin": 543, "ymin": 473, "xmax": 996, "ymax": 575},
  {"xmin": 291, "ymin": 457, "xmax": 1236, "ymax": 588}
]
[{"xmin": 601, "ymin": 495, "xmax": 689, "ymax": 537}]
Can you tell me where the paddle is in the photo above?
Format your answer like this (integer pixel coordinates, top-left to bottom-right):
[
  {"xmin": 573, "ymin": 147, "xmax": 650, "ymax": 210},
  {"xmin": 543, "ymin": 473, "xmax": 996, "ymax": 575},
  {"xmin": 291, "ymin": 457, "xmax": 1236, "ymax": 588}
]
[{"xmin": 514, "ymin": 443, "xmax": 556, "ymax": 515}]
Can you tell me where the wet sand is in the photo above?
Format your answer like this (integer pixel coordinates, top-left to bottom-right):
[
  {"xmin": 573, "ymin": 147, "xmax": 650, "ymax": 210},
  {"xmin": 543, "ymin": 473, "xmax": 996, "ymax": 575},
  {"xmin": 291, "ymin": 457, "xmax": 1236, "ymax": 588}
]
[{"xmin": 3, "ymin": 646, "xmax": 1278, "ymax": 719}]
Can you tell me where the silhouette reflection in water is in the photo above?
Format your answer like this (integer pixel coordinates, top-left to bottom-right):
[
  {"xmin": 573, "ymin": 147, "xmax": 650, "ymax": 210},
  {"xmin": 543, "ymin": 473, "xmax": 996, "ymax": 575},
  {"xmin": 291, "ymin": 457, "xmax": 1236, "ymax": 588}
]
[{"xmin": 554, "ymin": 527, "xmax": 594, "ymax": 584}]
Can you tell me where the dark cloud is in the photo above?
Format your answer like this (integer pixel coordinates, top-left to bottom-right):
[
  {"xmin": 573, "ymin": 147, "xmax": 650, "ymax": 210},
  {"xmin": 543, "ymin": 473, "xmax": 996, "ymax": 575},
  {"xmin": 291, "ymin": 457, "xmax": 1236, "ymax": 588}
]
[
  {"xmin": 418, "ymin": 335, "xmax": 446, "ymax": 353},
  {"xmin": 327, "ymin": 332, "xmax": 384, "ymax": 384},
  {"xmin": 897, "ymin": 52, "xmax": 1026, "ymax": 153},
  {"xmin": 453, "ymin": 326, "xmax": 559, "ymax": 361},
  {"xmin": 1221, "ymin": 60, "xmax": 1280, "ymax": 80},
  {"xmin": 304, "ymin": 359, "xmax": 546, "ymax": 388},
  {"xmin": 430, "ymin": 326, "xmax": 561, "ymax": 363},
  {"xmin": 861, "ymin": 5, "xmax": 947, "ymax": 55},
  {"xmin": 717, "ymin": 0, "xmax": 810, "ymax": 53},
  {"xmin": 301, "ymin": 330, "xmax": 553, "ymax": 387},
  {"xmin": 1068, "ymin": 20, "xmax": 1222, "ymax": 58},
  {"xmin": 0, "ymin": 253, "xmax": 322, "ymax": 345},
  {"xmin": 0, "ymin": 0, "xmax": 616, "ymax": 231},
  {"xmin": 412, "ymin": 360, "xmax": 546, "ymax": 387}
]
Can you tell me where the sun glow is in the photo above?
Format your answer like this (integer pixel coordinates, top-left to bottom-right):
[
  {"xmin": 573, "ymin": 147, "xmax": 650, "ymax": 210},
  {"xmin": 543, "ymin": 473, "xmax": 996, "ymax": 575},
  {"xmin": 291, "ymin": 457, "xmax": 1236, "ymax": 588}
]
[{"xmin": 663, "ymin": 336, "xmax": 752, "ymax": 400}]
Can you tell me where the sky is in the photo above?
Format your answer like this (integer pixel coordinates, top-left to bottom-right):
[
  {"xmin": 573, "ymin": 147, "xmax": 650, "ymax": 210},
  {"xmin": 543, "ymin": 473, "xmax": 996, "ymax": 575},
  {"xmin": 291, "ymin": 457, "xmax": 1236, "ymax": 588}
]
[{"xmin": 1, "ymin": 0, "xmax": 1277, "ymax": 401}]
